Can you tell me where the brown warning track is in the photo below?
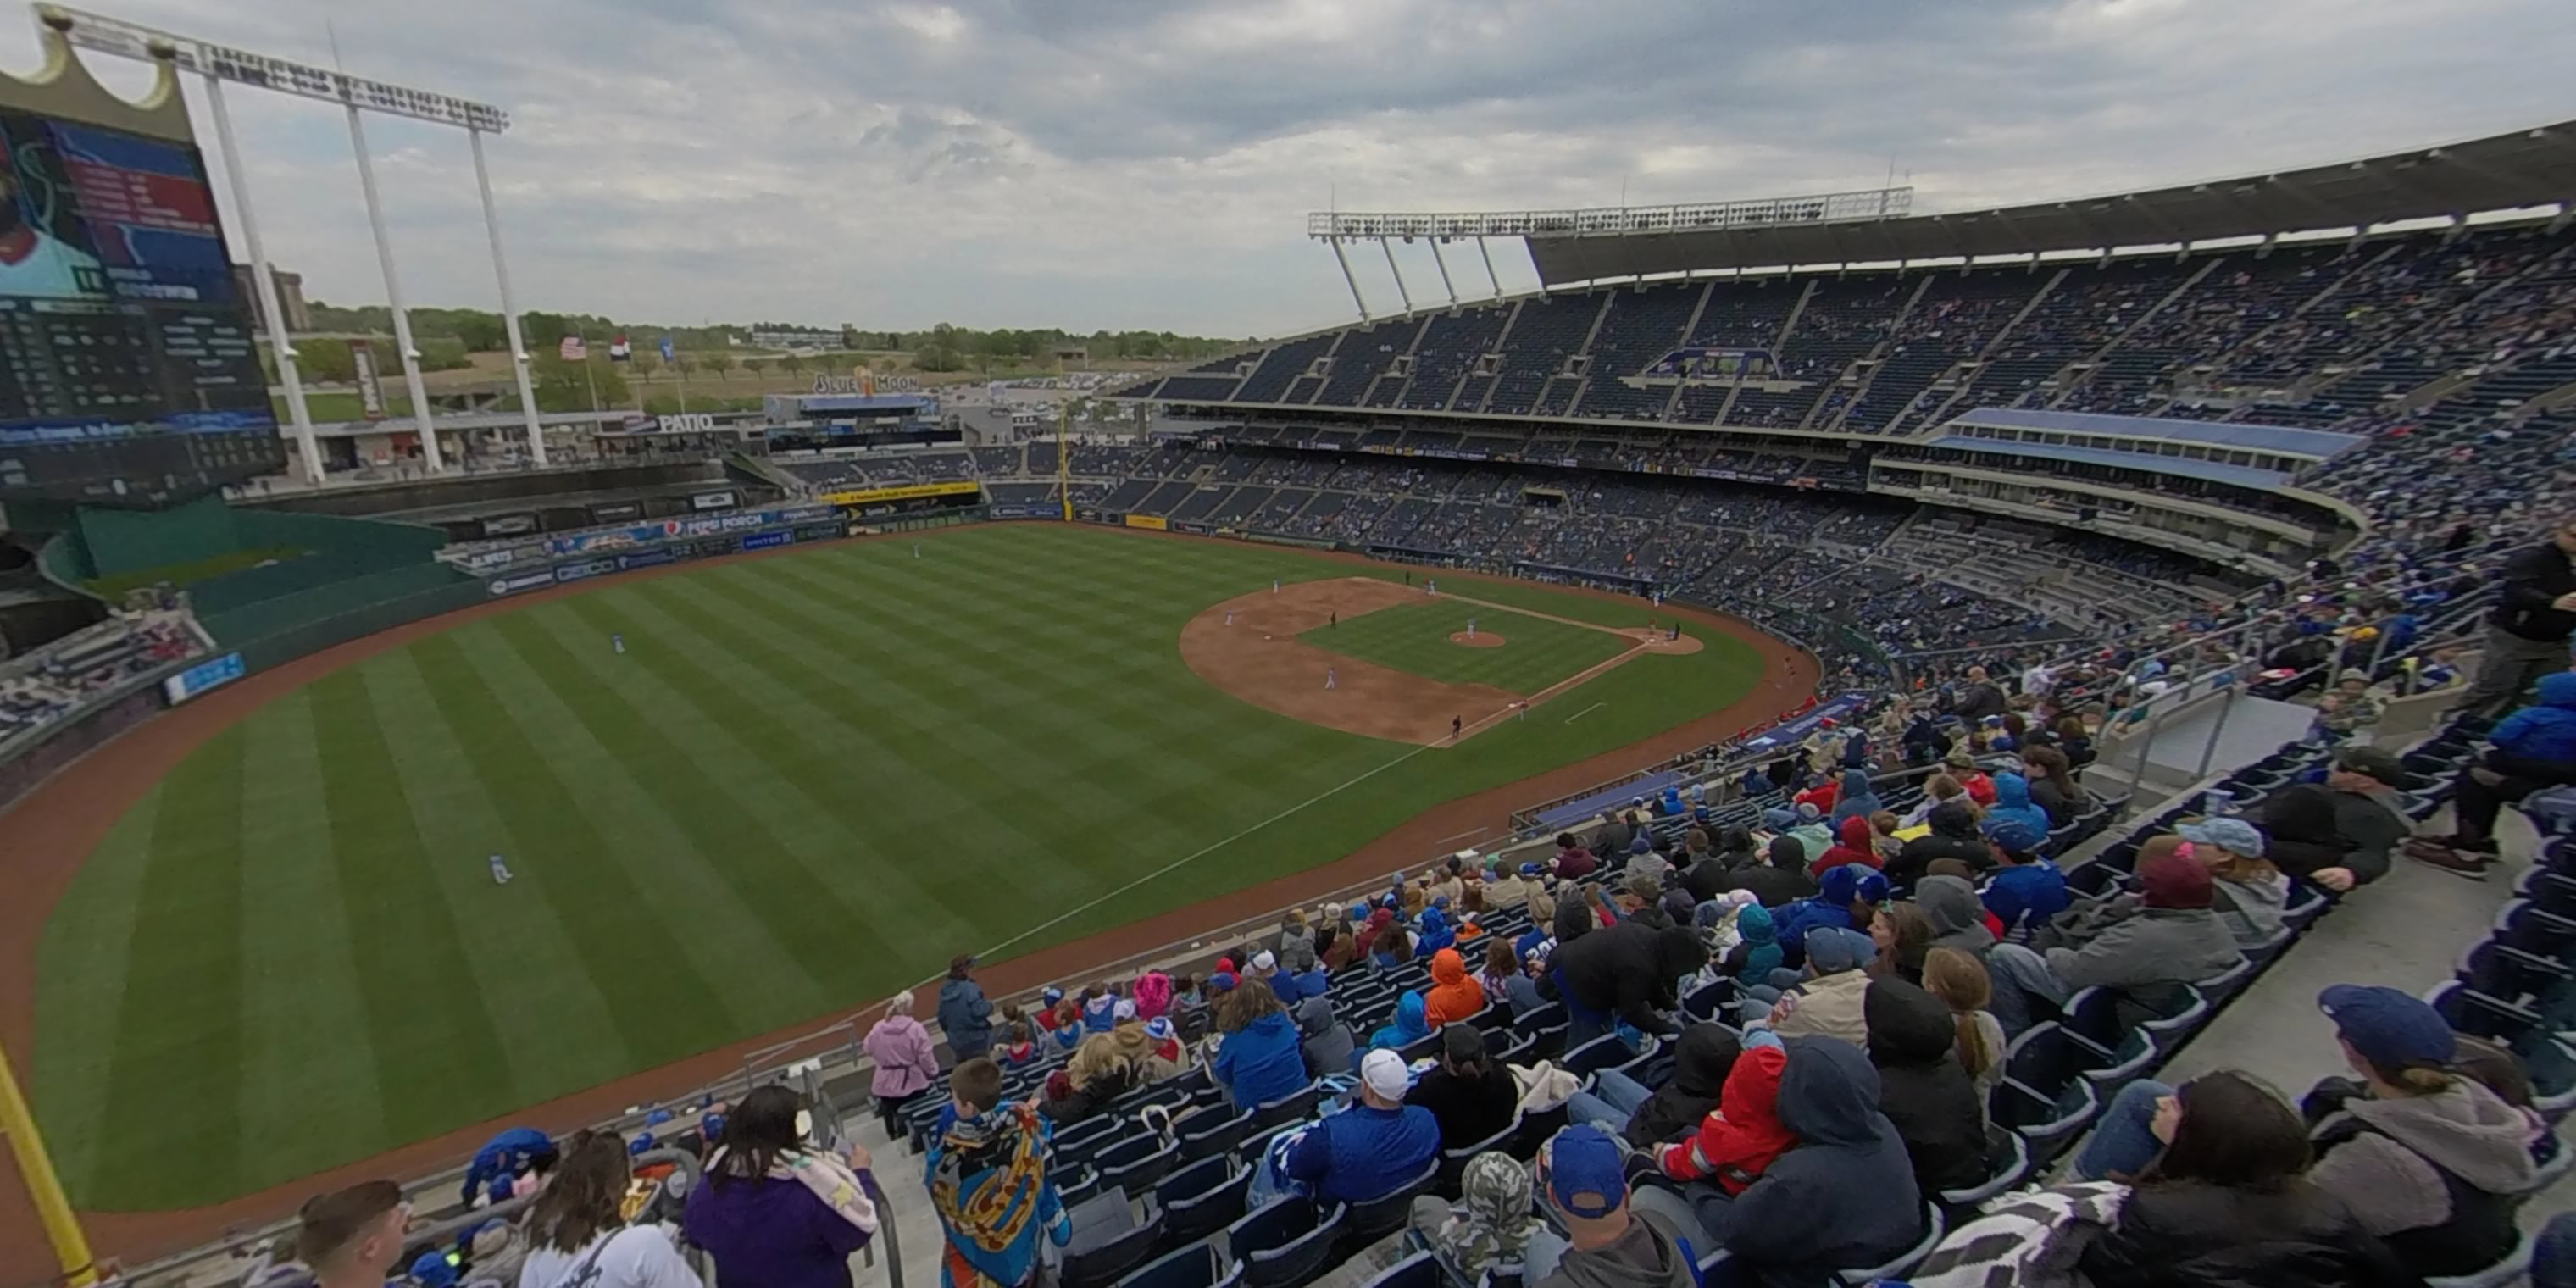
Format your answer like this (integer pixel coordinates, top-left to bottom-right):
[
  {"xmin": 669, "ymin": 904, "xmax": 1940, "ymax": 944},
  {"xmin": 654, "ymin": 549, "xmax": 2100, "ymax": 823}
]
[{"xmin": 0, "ymin": 524, "xmax": 1816, "ymax": 1268}]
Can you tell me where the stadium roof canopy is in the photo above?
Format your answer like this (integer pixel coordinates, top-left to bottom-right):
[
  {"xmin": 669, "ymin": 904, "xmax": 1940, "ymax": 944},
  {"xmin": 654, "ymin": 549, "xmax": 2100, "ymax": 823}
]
[
  {"xmin": 1524, "ymin": 119, "xmax": 2576, "ymax": 286},
  {"xmin": 1920, "ymin": 436, "xmax": 2296, "ymax": 491},
  {"xmin": 1944, "ymin": 408, "xmax": 2365, "ymax": 461}
]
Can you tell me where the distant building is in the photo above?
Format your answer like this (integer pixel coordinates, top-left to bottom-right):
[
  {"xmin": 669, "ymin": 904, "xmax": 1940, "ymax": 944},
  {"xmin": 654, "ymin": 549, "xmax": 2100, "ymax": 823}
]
[
  {"xmin": 230, "ymin": 264, "xmax": 309, "ymax": 331},
  {"xmin": 750, "ymin": 330, "xmax": 836, "ymax": 352},
  {"xmin": 1052, "ymin": 346, "xmax": 1089, "ymax": 368}
]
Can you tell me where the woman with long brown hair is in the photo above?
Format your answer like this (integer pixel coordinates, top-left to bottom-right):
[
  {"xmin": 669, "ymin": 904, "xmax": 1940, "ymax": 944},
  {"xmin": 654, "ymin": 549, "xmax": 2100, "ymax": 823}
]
[
  {"xmin": 684, "ymin": 1085, "xmax": 877, "ymax": 1288},
  {"xmin": 2068, "ymin": 1072, "xmax": 2411, "ymax": 1287},
  {"xmin": 2020, "ymin": 745, "xmax": 2091, "ymax": 826},
  {"xmin": 518, "ymin": 1130, "xmax": 702, "ymax": 1288},
  {"xmin": 1921, "ymin": 947, "xmax": 2003, "ymax": 1123}
]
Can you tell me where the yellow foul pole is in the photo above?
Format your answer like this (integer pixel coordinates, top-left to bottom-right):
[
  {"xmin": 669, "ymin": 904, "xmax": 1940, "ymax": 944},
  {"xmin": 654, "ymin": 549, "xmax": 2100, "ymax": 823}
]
[
  {"xmin": 0, "ymin": 1041, "xmax": 97, "ymax": 1287},
  {"xmin": 1057, "ymin": 403, "xmax": 1074, "ymax": 522}
]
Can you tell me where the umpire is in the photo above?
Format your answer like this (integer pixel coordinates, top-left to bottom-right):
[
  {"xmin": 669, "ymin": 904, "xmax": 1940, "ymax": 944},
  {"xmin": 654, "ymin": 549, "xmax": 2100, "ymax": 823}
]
[{"xmin": 2459, "ymin": 518, "xmax": 2576, "ymax": 717}]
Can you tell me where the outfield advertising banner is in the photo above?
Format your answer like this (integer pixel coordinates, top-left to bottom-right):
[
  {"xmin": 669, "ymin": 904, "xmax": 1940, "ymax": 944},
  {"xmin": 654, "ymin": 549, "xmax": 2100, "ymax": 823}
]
[
  {"xmin": 546, "ymin": 505, "xmax": 813, "ymax": 557},
  {"xmin": 741, "ymin": 530, "xmax": 790, "ymax": 552},
  {"xmin": 780, "ymin": 504, "xmax": 837, "ymax": 524},
  {"xmin": 591, "ymin": 501, "xmax": 643, "ymax": 523},
  {"xmin": 617, "ymin": 547, "xmax": 677, "ymax": 572},
  {"xmin": 692, "ymin": 536, "xmax": 738, "ymax": 558},
  {"xmin": 989, "ymin": 505, "xmax": 1061, "ymax": 519},
  {"xmin": 160, "ymin": 652, "xmax": 245, "ymax": 706},
  {"xmin": 792, "ymin": 523, "xmax": 841, "ymax": 541},
  {"xmin": 488, "ymin": 569, "xmax": 557, "ymax": 597},
  {"xmin": 691, "ymin": 490, "xmax": 737, "ymax": 512},
  {"xmin": 815, "ymin": 480, "xmax": 981, "ymax": 507},
  {"xmin": 1124, "ymin": 514, "xmax": 1169, "ymax": 531},
  {"xmin": 554, "ymin": 558, "xmax": 619, "ymax": 584}
]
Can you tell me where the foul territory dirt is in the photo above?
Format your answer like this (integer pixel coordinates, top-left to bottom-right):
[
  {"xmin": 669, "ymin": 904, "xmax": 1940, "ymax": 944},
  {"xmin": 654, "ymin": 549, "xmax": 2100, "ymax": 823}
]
[{"xmin": 0, "ymin": 525, "xmax": 1813, "ymax": 1269}]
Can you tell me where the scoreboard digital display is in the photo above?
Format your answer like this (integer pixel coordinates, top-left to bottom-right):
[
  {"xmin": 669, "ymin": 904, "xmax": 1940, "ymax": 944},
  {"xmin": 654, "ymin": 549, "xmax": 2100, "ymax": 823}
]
[{"xmin": 0, "ymin": 106, "xmax": 282, "ymax": 503}]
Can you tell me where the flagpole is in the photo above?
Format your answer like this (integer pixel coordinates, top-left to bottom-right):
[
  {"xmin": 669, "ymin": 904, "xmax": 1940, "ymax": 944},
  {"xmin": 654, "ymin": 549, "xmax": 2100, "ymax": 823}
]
[{"xmin": 577, "ymin": 325, "xmax": 600, "ymax": 412}]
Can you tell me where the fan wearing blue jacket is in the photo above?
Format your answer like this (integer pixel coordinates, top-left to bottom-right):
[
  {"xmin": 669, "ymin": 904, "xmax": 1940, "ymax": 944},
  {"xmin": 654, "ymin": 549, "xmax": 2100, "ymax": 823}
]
[
  {"xmin": 458, "ymin": 1126, "xmax": 554, "ymax": 1204},
  {"xmin": 1982, "ymin": 772, "xmax": 2053, "ymax": 841},
  {"xmin": 2410, "ymin": 670, "xmax": 2576, "ymax": 878},
  {"xmin": 1773, "ymin": 863, "xmax": 1887, "ymax": 971},
  {"xmin": 1212, "ymin": 981, "xmax": 1311, "ymax": 1110},
  {"xmin": 1979, "ymin": 816, "xmax": 2070, "ymax": 936}
]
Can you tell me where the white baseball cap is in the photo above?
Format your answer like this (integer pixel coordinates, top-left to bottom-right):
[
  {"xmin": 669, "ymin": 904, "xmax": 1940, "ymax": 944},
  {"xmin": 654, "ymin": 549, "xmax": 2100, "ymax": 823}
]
[{"xmin": 1359, "ymin": 1048, "xmax": 1411, "ymax": 1101}]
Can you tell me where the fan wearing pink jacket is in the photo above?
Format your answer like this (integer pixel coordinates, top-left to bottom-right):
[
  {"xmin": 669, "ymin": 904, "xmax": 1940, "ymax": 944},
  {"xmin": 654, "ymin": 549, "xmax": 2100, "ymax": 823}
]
[{"xmin": 862, "ymin": 989, "xmax": 941, "ymax": 1136}]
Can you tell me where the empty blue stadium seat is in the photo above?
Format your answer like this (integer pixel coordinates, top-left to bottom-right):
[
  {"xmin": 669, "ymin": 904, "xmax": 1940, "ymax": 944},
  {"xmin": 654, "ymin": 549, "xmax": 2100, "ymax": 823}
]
[
  {"xmin": 1229, "ymin": 1198, "xmax": 1346, "ymax": 1288},
  {"xmin": 1116, "ymin": 1241, "xmax": 1242, "ymax": 1288}
]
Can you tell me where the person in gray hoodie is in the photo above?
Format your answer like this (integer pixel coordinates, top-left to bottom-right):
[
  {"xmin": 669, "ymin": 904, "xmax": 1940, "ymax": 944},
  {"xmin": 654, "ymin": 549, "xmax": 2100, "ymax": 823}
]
[
  {"xmin": 2041, "ymin": 847, "xmax": 2241, "ymax": 1022},
  {"xmin": 2178, "ymin": 816, "xmax": 2290, "ymax": 949},
  {"xmin": 1294, "ymin": 994, "xmax": 1355, "ymax": 1079},
  {"xmin": 1912, "ymin": 875, "xmax": 1994, "ymax": 957},
  {"xmin": 1529, "ymin": 1124, "xmax": 1702, "ymax": 1288},
  {"xmin": 1695, "ymin": 1035, "xmax": 1925, "ymax": 1287},
  {"xmin": 2307, "ymin": 985, "xmax": 2537, "ymax": 1278}
]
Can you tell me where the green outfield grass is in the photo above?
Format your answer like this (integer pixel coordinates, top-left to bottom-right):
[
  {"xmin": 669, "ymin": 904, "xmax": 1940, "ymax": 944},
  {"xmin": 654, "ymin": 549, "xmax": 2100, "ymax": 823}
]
[
  {"xmin": 1298, "ymin": 599, "xmax": 1633, "ymax": 691},
  {"xmin": 31, "ymin": 524, "xmax": 1768, "ymax": 1208}
]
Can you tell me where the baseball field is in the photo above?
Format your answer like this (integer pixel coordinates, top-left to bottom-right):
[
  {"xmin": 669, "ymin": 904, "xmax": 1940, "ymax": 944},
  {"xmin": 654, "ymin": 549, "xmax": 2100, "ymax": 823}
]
[{"xmin": 21, "ymin": 522, "xmax": 1792, "ymax": 1214}]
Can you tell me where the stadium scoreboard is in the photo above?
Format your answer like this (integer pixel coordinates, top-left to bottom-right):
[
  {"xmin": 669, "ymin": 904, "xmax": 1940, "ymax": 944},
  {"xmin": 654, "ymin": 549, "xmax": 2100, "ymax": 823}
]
[{"xmin": 0, "ymin": 103, "xmax": 282, "ymax": 503}]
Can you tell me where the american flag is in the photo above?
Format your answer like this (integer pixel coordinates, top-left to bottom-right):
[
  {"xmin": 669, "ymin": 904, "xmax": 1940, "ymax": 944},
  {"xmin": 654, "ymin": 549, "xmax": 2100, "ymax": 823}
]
[
  {"xmin": 608, "ymin": 335, "xmax": 631, "ymax": 362},
  {"xmin": 559, "ymin": 336, "xmax": 587, "ymax": 361}
]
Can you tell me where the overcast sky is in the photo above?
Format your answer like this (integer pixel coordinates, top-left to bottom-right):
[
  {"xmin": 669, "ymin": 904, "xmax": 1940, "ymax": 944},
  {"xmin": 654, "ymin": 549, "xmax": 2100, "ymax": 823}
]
[{"xmin": 6, "ymin": 0, "xmax": 2571, "ymax": 338}]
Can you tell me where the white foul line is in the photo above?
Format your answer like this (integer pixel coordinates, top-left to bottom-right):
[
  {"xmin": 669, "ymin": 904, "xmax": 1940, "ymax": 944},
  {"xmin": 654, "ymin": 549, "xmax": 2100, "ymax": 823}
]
[
  {"xmin": 1563, "ymin": 702, "xmax": 1607, "ymax": 724},
  {"xmin": 969, "ymin": 741, "xmax": 1434, "ymax": 963}
]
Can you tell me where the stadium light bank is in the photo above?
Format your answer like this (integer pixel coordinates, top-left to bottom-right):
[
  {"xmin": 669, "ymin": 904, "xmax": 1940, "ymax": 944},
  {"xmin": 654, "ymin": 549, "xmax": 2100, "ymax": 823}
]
[
  {"xmin": 36, "ymin": 3, "xmax": 547, "ymax": 476},
  {"xmin": 1305, "ymin": 186, "xmax": 1913, "ymax": 320}
]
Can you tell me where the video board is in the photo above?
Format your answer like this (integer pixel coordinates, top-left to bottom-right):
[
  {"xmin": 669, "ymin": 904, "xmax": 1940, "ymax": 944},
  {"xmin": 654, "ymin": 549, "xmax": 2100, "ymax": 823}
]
[{"xmin": 0, "ymin": 106, "xmax": 282, "ymax": 502}]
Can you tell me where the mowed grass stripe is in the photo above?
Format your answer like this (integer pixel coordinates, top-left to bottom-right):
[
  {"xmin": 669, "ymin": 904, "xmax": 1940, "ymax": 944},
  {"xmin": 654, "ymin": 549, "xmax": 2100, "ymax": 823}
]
[
  {"xmin": 233, "ymin": 690, "xmax": 381, "ymax": 1180},
  {"xmin": 363, "ymin": 652, "xmax": 636, "ymax": 1104},
  {"xmin": 483, "ymin": 611, "xmax": 847, "ymax": 1015},
  {"xmin": 31, "ymin": 786, "xmax": 162, "ymax": 1196},
  {"xmin": 410, "ymin": 631, "xmax": 738, "ymax": 1056},
  {"xmin": 308, "ymin": 669, "xmax": 519, "ymax": 1148},
  {"xmin": 448, "ymin": 621, "xmax": 825, "ymax": 1035},
  {"xmin": 730, "ymin": 555, "xmax": 1357, "ymax": 869},
  {"xmin": 93, "ymin": 726, "xmax": 248, "ymax": 1202},
  {"xmin": 1302, "ymin": 600, "xmax": 1632, "ymax": 692},
  {"xmin": 651, "ymin": 569, "xmax": 1128, "ymax": 915},
  {"xmin": 546, "ymin": 590, "xmax": 974, "ymax": 970}
]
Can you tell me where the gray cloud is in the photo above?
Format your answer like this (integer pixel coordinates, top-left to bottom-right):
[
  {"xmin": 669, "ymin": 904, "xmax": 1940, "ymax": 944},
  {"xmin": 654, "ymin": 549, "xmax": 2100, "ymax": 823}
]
[{"xmin": 1, "ymin": 0, "xmax": 2568, "ymax": 336}]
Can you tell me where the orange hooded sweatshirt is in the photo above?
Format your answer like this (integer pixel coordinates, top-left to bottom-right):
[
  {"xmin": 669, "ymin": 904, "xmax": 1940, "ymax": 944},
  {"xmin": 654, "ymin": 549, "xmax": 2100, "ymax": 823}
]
[{"xmin": 1421, "ymin": 947, "xmax": 1487, "ymax": 1028}]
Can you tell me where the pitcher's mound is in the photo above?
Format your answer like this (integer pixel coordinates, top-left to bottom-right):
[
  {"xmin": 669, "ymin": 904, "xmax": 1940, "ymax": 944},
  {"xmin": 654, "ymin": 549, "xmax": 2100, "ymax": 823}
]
[{"xmin": 1449, "ymin": 631, "xmax": 1506, "ymax": 648}]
